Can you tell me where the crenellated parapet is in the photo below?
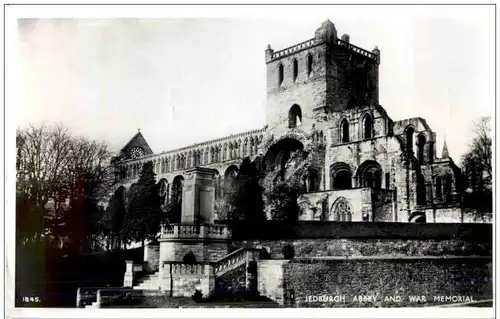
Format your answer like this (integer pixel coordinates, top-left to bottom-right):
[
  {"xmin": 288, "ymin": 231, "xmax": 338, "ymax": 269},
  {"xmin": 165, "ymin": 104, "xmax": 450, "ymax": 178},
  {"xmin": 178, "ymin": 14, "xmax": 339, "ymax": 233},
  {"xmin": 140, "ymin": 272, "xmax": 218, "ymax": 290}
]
[{"xmin": 266, "ymin": 35, "xmax": 379, "ymax": 64}]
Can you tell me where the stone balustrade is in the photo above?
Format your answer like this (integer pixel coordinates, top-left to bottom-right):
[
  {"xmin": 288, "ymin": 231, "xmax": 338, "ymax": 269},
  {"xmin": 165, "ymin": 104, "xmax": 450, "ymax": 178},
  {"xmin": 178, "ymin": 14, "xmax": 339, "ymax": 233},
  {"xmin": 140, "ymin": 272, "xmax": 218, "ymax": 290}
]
[
  {"xmin": 162, "ymin": 262, "xmax": 207, "ymax": 275},
  {"xmin": 213, "ymin": 247, "xmax": 261, "ymax": 275},
  {"xmin": 160, "ymin": 223, "xmax": 231, "ymax": 240}
]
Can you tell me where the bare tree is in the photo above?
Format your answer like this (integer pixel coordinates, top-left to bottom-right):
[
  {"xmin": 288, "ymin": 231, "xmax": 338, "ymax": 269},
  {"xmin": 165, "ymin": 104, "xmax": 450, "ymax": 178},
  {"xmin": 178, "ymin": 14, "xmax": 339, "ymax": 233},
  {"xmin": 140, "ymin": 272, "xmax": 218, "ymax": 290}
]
[
  {"xmin": 16, "ymin": 123, "xmax": 73, "ymax": 242},
  {"xmin": 16, "ymin": 123, "xmax": 116, "ymax": 250},
  {"xmin": 461, "ymin": 116, "xmax": 492, "ymax": 214}
]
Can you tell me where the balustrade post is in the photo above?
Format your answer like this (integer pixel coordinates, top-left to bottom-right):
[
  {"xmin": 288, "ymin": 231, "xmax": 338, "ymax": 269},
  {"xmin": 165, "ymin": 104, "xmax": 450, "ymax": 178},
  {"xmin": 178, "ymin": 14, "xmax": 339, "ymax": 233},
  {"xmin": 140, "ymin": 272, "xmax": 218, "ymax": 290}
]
[
  {"xmin": 200, "ymin": 224, "xmax": 206, "ymax": 238},
  {"xmin": 173, "ymin": 225, "xmax": 179, "ymax": 238}
]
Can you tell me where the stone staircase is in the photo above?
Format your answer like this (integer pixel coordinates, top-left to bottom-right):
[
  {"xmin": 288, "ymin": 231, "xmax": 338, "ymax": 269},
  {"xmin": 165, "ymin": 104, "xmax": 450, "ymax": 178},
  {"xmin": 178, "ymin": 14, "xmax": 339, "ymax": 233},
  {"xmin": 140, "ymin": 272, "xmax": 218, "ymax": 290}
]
[
  {"xmin": 129, "ymin": 247, "xmax": 261, "ymax": 294},
  {"xmin": 133, "ymin": 273, "xmax": 161, "ymax": 291}
]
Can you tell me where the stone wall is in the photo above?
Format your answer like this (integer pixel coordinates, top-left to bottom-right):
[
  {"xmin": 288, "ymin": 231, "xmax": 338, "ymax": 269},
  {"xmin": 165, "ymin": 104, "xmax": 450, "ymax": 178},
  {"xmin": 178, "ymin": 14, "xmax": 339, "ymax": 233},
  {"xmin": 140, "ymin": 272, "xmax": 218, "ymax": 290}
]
[
  {"xmin": 298, "ymin": 188, "xmax": 373, "ymax": 221},
  {"xmin": 373, "ymin": 189, "xmax": 394, "ymax": 222},
  {"xmin": 229, "ymin": 221, "xmax": 492, "ymax": 241},
  {"xmin": 159, "ymin": 241, "xmax": 228, "ymax": 263},
  {"xmin": 282, "ymin": 258, "xmax": 492, "ymax": 307},
  {"xmin": 233, "ymin": 238, "xmax": 491, "ymax": 260},
  {"xmin": 257, "ymin": 260, "xmax": 290, "ymax": 305},
  {"xmin": 157, "ymin": 263, "xmax": 214, "ymax": 298}
]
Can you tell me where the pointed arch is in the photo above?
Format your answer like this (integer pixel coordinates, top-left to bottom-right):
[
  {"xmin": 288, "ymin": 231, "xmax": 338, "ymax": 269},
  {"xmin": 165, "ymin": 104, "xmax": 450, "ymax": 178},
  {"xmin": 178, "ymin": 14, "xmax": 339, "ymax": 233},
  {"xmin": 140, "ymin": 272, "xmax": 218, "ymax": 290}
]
[
  {"xmin": 330, "ymin": 197, "xmax": 353, "ymax": 222},
  {"xmin": 405, "ymin": 126, "xmax": 415, "ymax": 154},
  {"xmin": 444, "ymin": 174, "xmax": 453, "ymax": 204},
  {"xmin": 435, "ymin": 176, "xmax": 443, "ymax": 200},
  {"xmin": 417, "ymin": 134, "xmax": 426, "ymax": 165},
  {"xmin": 243, "ymin": 138, "xmax": 248, "ymax": 157},
  {"xmin": 224, "ymin": 165, "xmax": 239, "ymax": 192},
  {"xmin": 416, "ymin": 172, "xmax": 426, "ymax": 205},
  {"xmin": 171, "ymin": 175, "xmax": 184, "ymax": 205},
  {"xmin": 158, "ymin": 178, "xmax": 169, "ymax": 207}
]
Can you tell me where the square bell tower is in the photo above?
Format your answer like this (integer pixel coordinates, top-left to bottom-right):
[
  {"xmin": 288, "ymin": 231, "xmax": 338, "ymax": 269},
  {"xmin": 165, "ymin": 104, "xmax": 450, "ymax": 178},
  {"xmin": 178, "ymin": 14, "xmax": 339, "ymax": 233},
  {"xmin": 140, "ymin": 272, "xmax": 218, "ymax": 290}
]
[{"xmin": 265, "ymin": 20, "xmax": 380, "ymax": 132}]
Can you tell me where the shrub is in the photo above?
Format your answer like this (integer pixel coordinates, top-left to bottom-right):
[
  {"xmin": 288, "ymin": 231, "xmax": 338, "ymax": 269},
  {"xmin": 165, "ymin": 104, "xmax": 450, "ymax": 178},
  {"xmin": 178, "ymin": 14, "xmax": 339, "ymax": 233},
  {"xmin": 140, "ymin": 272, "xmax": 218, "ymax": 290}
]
[{"xmin": 283, "ymin": 244, "xmax": 295, "ymax": 259}]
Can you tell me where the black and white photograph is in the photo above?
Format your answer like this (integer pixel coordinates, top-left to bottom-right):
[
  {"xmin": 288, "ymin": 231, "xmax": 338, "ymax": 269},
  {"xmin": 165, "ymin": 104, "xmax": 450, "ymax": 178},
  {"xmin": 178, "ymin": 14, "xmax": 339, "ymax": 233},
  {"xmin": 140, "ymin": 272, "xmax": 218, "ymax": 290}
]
[{"xmin": 5, "ymin": 4, "xmax": 495, "ymax": 318}]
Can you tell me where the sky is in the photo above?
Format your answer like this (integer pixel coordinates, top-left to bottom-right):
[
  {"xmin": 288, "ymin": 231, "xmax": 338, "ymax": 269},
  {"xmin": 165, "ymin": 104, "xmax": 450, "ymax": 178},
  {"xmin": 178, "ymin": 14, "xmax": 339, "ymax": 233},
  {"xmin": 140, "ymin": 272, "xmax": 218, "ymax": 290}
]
[{"xmin": 14, "ymin": 5, "xmax": 495, "ymax": 164}]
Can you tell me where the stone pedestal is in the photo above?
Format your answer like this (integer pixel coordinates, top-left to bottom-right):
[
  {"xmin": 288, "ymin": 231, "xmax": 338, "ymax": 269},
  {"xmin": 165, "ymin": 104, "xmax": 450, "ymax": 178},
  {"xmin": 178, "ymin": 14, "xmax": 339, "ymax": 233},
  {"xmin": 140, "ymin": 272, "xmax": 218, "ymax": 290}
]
[
  {"xmin": 159, "ymin": 167, "xmax": 231, "ymax": 264},
  {"xmin": 182, "ymin": 167, "xmax": 217, "ymax": 224},
  {"xmin": 144, "ymin": 244, "xmax": 160, "ymax": 273},
  {"xmin": 123, "ymin": 260, "xmax": 134, "ymax": 288}
]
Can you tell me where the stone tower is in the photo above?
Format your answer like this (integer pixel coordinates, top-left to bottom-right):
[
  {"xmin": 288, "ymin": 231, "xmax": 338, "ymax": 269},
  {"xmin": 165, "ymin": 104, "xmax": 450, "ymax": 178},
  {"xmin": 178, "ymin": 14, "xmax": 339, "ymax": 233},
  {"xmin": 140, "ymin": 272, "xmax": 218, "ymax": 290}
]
[{"xmin": 265, "ymin": 19, "xmax": 380, "ymax": 133}]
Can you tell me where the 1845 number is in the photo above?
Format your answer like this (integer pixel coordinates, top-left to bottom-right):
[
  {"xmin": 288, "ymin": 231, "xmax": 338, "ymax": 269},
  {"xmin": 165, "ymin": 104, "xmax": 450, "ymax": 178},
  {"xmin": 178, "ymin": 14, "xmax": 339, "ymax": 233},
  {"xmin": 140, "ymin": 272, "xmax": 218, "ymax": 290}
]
[{"xmin": 22, "ymin": 296, "xmax": 41, "ymax": 303}]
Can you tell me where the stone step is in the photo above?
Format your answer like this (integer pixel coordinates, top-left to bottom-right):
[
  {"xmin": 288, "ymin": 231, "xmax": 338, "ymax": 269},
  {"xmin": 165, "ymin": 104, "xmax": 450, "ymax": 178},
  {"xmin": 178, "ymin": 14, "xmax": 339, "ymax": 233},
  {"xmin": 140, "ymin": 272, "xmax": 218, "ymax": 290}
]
[
  {"xmin": 85, "ymin": 301, "xmax": 98, "ymax": 308},
  {"xmin": 136, "ymin": 278, "xmax": 158, "ymax": 285},
  {"xmin": 134, "ymin": 278, "xmax": 160, "ymax": 288},
  {"xmin": 134, "ymin": 284, "xmax": 161, "ymax": 290}
]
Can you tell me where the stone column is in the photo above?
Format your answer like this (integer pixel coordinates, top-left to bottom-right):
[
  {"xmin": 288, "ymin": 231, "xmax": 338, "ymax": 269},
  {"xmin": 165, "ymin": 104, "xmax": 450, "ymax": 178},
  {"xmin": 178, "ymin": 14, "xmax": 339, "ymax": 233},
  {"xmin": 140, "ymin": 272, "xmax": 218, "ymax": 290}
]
[{"xmin": 181, "ymin": 167, "xmax": 217, "ymax": 224}]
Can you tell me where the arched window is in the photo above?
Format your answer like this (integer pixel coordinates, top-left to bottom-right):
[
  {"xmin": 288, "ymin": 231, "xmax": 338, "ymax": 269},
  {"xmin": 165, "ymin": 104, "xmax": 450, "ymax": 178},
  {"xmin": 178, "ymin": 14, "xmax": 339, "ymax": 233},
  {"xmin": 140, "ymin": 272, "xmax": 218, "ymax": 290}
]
[
  {"xmin": 307, "ymin": 53, "xmax": 313, "ymax": 76},
  {"xmin": 292, "ymin": 59, "xmax": 298, "ymax": 82},
  {"xmin": 435, "ymin": 176, "xmax": 442, "ymax": 200},
  {"xmin": 224, "ymin": 165, "xmax": 239, "ymax": 193},
  {"xmin": 444, "ymin": 174, "xmax": 453, "ymax": 204},
  {"xmin": 213, "ymin": 170, "xmax": 221, "ymax": 200},
  {"xmin": 171, "ymin": 176, "xmax": 184, "ymax": 205},
  {"xmin": 417, "ymin": 134, "xmax": 426, "ymax": 165},
  {"xmin": 333, "ymin": 170, "xmax": 352, "ymax": 189},
  {"xmin": 181, "ymin": 155, "xmax": 186, "ymax": 169},
  {"xmin": 356, "ymin": 160, "xmax": 382, "ymax": 189},
  {"xmin": 330, "ymin": 197, "xmax": 352, "ymax": 222},
  {"xmin": 288, "ymin": 105, "xmax": 302, "ymax": 128},
  {"xmin": 406, "ymin": 127, "xmax": 415, "ymax": 154},
  {"xmin": 330, "ymin": 162, "xmax": 353, "ymax": 190},
  {"xmin": 340, "ymin": 119, "xmax": 349, "ymax": 143},
  {"xmin": 278, "ymin": 63, "xmax": 284, "ymax": 86},
  {"xmin": 363, "ymin": 114, "xmax": 373, "ymax": 139},
  {"xmin": 158, "ymin": 179, "xmax": 169, "ymax": 207},
  {"xmin": 416, "ymin": 173, "xmax": 426, "ymax": 205},
  {"xmin": 429, "ymin": 142, "xmax": 434, "ymax": 164}
]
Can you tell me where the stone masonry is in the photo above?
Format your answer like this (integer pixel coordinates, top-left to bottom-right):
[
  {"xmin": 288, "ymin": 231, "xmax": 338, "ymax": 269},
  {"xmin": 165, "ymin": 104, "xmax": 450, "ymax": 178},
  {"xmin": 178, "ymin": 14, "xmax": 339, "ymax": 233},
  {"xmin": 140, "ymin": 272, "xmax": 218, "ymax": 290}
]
[{"xmin": 109, "ymin": 20, "xmax": 471, "ymax": 224}]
